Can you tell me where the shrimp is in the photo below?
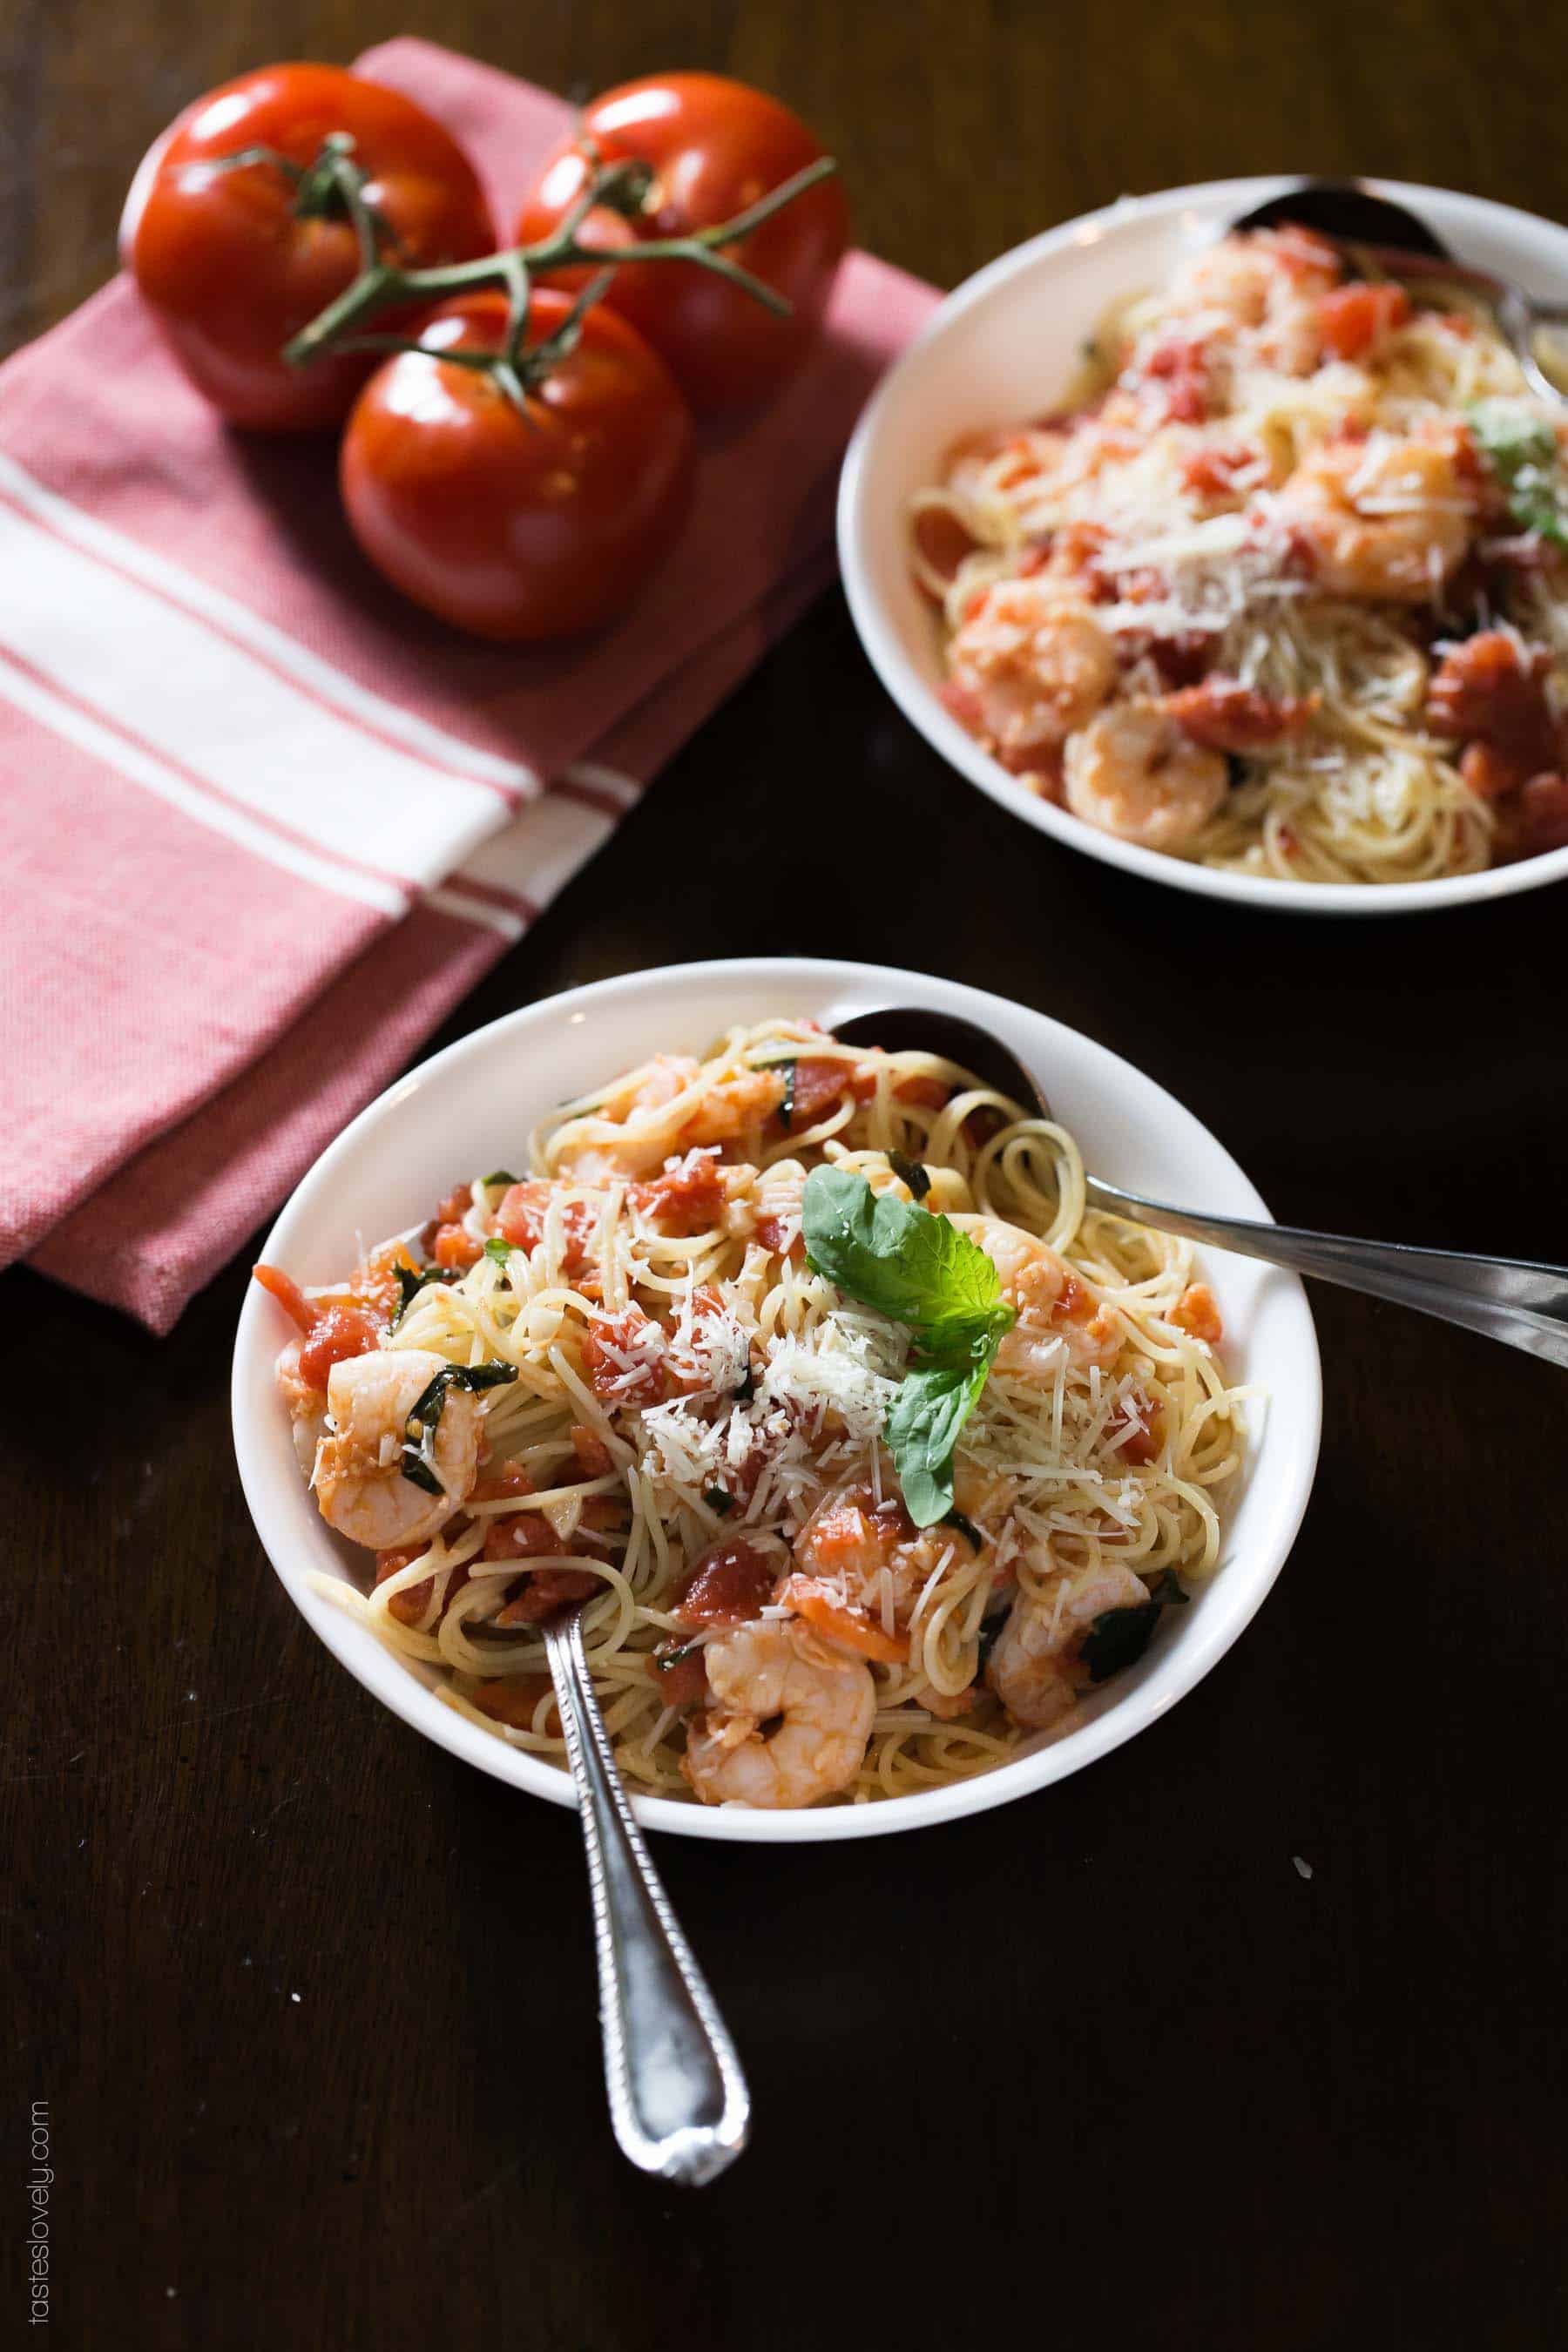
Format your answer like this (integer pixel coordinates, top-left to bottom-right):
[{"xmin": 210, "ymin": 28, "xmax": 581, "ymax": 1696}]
[
  {"xmin": 1160, "ymin": 229, "xmax": 1339, "ymax": 372},
  {"xmin": 950, "ymin": 1214, "xmax": 1122, "ymax": 1373},
  {"xmin": 312, "ymin": 1348, "xmax": 480, "ymax": 1552},
  {"xmin": 1062, "ymin": 702, "xmax": 1228, "ymax": 853},
  {"xmin": 553, "ymin": 1055, "xmax": 782, "ymax": 1181},
  {"xmin": 946, "ymin": 585, "xmax": 1117, "ymax": 760},
  {"xmin": 681, "ymin": 1620, "xmax": 875, "ymax": 1808},
  {"xmin": 277, "ymin": 1339, "xmax": 328, "ymax": 1476},
  {"xmin": 1279, "ymin": 429, "xmax": 1474, "ymax": 601},
  {"xmin": 986, "ymin": 1561, "xmax": 1152, "ymax": 1729}
]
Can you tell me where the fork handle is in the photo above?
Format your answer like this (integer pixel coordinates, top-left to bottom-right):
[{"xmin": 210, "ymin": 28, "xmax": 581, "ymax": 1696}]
[
  {"xmin": 1084, "ymin": 1175, "xmax": 1568, "ymax": 1369},
  {"xmin": 542, "ymin": 1611, "xmax": 750, "ymax": 2186}
]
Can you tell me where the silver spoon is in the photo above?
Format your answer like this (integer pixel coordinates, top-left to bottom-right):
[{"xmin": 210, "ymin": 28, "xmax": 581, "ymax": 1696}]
[
  {"xmin": 539, "ymin": 1606, "xmax": 750, "ymax": 2184},
  {"xmin": 1226, "ymin": 179, "xmax": 1568, "ymax": 402},
  {"xmin": 834, "ymin": 1006, "xmax": 1568, "ymax": 1369}
]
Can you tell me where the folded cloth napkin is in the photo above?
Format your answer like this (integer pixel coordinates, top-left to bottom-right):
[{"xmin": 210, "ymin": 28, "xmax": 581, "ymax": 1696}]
[{"xmin": 0, "ymin": 37, "xmax": 935, "ymax": 1333}]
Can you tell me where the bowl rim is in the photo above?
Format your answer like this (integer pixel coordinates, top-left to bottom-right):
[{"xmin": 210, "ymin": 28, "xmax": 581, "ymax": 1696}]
[
  {"xmin": 837, "ymin": 172, "xmax": 1568, "ymax": 917},
  {"xmin": 232, "ymin": 954, "xmax": 1323, "ymax": 1842}
]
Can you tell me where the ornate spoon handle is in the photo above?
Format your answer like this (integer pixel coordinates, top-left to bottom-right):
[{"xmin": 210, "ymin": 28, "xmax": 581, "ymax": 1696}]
[{"xmin": 542, "ymin": 1610, "xmax": 750, "ymax": 2185}]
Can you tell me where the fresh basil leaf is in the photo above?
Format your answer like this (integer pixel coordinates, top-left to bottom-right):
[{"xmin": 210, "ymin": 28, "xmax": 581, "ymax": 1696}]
[
  {"xmin": 390, "ymin": 1263, "xmax": 456, "ymax": 1329},
  {"xmin": 1148, "ymin": 1568, "xmax": 1189, "ymax": 1607},
  {"xmin": 801, "ymin": 1167, "xmax": 1015, "ymax": 1356},
  {"xmin": 942, "ymin": 1507, "xmax": 983, "ymax": 1550},
  {"xmin": 1079, "ymin": 1597, "xmax": 1161, "ymax": 1682},
  {"xmin": 482, "ymin": 1169, "xmax": 519, "ymax": 1189},
  {"xmin": 886, "ymin": 1357, "xmax": 990, "ymax": 1527},
  {"xmin": 1469, "ymin": 401, "xmax": 1568, "ymax": 547},
  {"xmin": 655, "ymin": 1639, "xmax": 700, "ymax": 1673},
  {"xmin": 776, "ymin": 1059, "xmax": 797, "ymax": 1127},
  {"xmin": 702, "ymin": 1486, "xmax": 733, "ymax": 1515},
  {"xmin": 889, "ymin": 1150, "xmax": 931, "ymax": 1202},
  {"xmin": 733, "ymin": 1365, "xmax": 755, "ymax": 1402},
  {"xmin": 399, "ymin": 1361, "xmax": 519, "ymax": 1489},
  {"xmin": 483, "ymin": 1236, "xmax": 514, "ymax": 1267}
]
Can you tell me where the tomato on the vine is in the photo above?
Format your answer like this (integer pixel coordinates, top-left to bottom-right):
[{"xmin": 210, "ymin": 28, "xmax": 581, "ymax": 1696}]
[
  {"xmin": 339, "ymin": 290, "xmax": 695, "ymax": 642},
  {"xmin": 125, "ymin": 64, "xmax": 495, "ymax": 430},
  {"xmin": 515, "ymin": 72, "xmax": 849, "ymax": 415}
]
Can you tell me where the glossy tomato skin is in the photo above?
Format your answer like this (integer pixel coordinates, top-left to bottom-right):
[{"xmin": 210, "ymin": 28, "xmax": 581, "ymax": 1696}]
[
  {"xmin": 515, "ymin": 71, "xmax": 849, "ymax": 415},
  {"xmin": 125, "ymin": 64, "xmax": 494, "ymax": 431},
  {"xmin": 339, "ymin": 291, "xmax": 695, "ymax": 642}
]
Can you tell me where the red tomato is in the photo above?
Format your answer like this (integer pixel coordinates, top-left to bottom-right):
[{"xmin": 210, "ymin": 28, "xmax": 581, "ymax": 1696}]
[
  {"xmin": 515, "ymin": 71, "xmax": 849, "ymax": 414},
  {"xmin": 125, "ymin": 63, "xmax": 494, "ymax": 430},
  {"xmin": 339, "ymin": 289, "xmax": 694, "ymax": 641}
]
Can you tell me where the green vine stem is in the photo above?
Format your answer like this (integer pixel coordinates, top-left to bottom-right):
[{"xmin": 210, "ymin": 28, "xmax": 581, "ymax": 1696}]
[{"xmin": 229, "ymin": 139, "xmax": 840, "ymax": 405}]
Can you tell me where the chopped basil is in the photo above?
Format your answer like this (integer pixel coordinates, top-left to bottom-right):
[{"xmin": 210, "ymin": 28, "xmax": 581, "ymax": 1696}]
[
  {"xmin": 482, "ymin": 1168, "xmax": 519, "ymax": 1189},
  {"xmin": 776, "ymin": 1059, "xmax": 797, "ymax": 1127},
  {"xmin": 398, "ymin": 1361, "xmax": 518, "ymax": 1490},
  {"xmin": 1469, "ymin": 401, "xmax": 1568, "ymax": 547},
  {"xmin": 1079, "ymin": 1571, "xmax": 1188, "ymax": 1683},
  {"xmin": 702, "ymin": 1487, "xmax": 734, "ymax": 1515},
  {"xmin": 942, "ymin": 1508, "xmax": 983, "ymax": 1550},
  {"xmin": 889, "ymin": 1150, "xmax": 931, "ymax": 1202},
  {"xmin": 390, "ymin": 1263, "xmax": 456, "ymax": 1329},
  {"xmin": 483, "ymin": 1236, "xmax": 514, "ymax": 1267},
  {"xmin": 655, "ymin": 1640, "xmax": 700, "ymax": 1673},
  {"xmin": 733, "ymin": 1365, "xmax": 755, "ymax": 1403}
]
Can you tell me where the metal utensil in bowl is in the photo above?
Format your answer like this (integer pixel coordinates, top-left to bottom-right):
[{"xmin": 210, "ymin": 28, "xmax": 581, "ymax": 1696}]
[
  {"xmin": 1227, "ymin": 178, "xmax": 1568, "ymax": 402},
  {"xmin": 834, "ymin": 1006, "xmax": 1568, "ymax": 1369},
  {"xmin": 540, "ymin": 1607, "xmax": 750, "ymax": 2185}
]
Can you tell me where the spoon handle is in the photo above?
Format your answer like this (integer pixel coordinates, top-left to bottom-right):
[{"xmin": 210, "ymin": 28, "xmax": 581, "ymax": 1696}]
[
  {"xmin": 541, "ymin": 1611, "xmax": 750, "ymax": 2185},
  {"xmin": 1084, "ymin": 1175, "xmax": 1568, "ymax": 1369}
]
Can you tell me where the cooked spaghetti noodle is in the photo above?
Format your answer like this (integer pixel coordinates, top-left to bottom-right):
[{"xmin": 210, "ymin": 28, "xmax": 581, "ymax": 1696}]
[
  {"xmin": 913, "ymin": 225, "xmax": 1568, "ymax": 882},
  {"xmin": 255, "ymin": 1018, "xmax": 1247, "ymax": 1808}
]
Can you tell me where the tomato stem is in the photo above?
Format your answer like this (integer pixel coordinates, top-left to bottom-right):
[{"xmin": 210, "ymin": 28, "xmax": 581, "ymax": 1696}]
[{"xmin": 275, "ymin": 146, "xmax": 840, "ymax": 402}]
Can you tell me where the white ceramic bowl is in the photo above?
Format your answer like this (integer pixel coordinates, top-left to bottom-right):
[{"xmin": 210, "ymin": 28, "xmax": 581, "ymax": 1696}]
[
  {"xmin": 232, "ymin": 957, "xmax": 1321, "ymax": 1841},
  {"xmin": 838, "ymin": 175, "xmax": 1568, "ymax": 916}
]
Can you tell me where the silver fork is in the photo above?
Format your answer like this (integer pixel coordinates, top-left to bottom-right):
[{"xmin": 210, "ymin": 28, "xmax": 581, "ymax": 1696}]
[{"xmin": 540, "ymin": 1608, "xmax": 750, "ymax": 2185}]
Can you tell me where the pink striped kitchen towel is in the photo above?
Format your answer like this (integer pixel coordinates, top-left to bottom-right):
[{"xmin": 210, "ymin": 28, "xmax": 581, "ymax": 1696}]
[{"xmin": 0, "ymin": 39, "xmax": 936, "ymax": 1332}]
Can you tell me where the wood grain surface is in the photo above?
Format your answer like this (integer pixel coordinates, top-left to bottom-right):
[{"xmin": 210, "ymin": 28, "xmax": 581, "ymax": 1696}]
[{"xmin": 6, "ymin": 3, "xmax": 1567, "ymax": 2344}]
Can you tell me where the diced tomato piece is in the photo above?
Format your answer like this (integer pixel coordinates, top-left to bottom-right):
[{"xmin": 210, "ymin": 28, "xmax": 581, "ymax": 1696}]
[
  {"xmin": 570, "ymin": 1424, "xmax": 615, "ymax": 1477},
  {"xmin": 252, "ymin": 1262, "xmax": 317, "ymax": 1335},
  {"xmin": 780, "ymin": 1575, "xmax": 909, "ymax": 1663},
  {"xmin": 627, "ymin": 1146, "xmax": 727, "ymax": 1234},
  {"xmin": 1165, "ymin": 679, "xmax": 1317, "ymax": 751},
  {"xmin": 651, "ymin": 1641, "xmax": 709, "ymax": 1708},
  {"xmin": 1502, "ymin": 774, "xmax": 1568, "ymax": 861},
  {"xmin": 375, "ymin": 1547, "xmax": 469, "ymax": 1630},
  {"xmin": 435, "ymin": 1184, "xmax": 475, "ymax": 1225},
  {"xmin": 1140, "ymin": 334, "xmax": 1209, "ymax": 423},
  {"xmin": 1428, "ymin": 632, "xmax": 1558, "ymax": 776},
  {"xmin": 495, "ymin": 1566, "xmax": 602, "ymax": 1625},
  {"xmin": 471, "ymin": 1674, "xmax": 558, "ymax": 1732},
  {"xmin": 1171, "ymin": 1282, "xmax": 1225, "ymax": 1344},
  {"xmin": 433, "ymin": 1221, "xmax": 482, "ymax": 1272},
  {"xmin": 754, "ymin": 1210, "xmax": 804, "ymax": 1258},
  {"xmin": 349, "ymin": 1240, "xmax": 421, "ymax": 1323},
  {"xmin": 581, "ymin": 1304, "xmax": 665, "ymax": 1403},
  {"xmin": 471, "ymin": 1458, "xmax": 535, "ymax": 1502},
  {"xmin": 893, "ymin": 1073, "xmax": 950, "ymax": 1111},
  {"xmin": 1317, "ymin": 281, "xmax": 1410, "ymax": 361},
  {"xmin": 1181, "ymin": 442, "xmax": 1256, "ymax": 499},
  {"xmin": 673, "ymin": 1538, "xmax": 781, "ymax": 1629},
  {"xmin": 1460, "ymin": 740, "xmax": 1530, "ymax": 801},
  {"xmin": 295, "ymin": 1304, "xmax": 383, "ymax": 1392},
  {"xmin": 483, "ymin": 1511, "xmax": 561, "ymax": 1563},
  {"xmin": 776, "ymin": 1056, "xmax": 876, "ymax": 1134},
  {"xmin": 497, "ymin": 1181, "xmax": 600, "ymax": 1277}
]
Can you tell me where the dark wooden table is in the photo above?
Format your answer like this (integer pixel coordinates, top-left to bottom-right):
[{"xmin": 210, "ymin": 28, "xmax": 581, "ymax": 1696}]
[{"xmin": 9, "ymin": 3, "xmax": 1568, "ymax": 2344}]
